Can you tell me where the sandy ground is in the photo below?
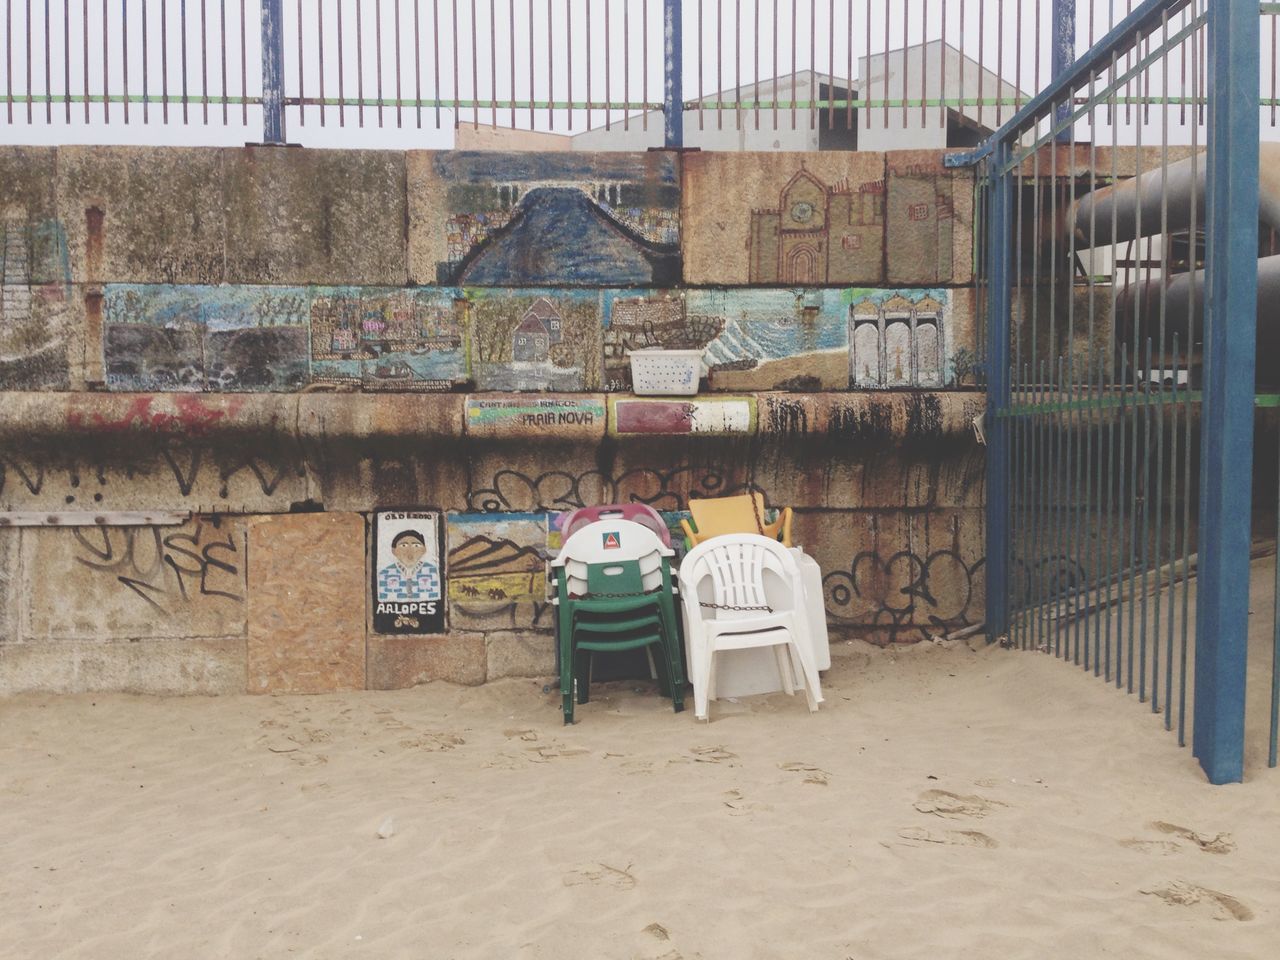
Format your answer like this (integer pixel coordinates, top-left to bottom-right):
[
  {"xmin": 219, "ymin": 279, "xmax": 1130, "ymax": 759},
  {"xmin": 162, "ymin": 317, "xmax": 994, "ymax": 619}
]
[{"xmin": 3, "ymin": 639, "xmax": 1279, "ymax": 960}]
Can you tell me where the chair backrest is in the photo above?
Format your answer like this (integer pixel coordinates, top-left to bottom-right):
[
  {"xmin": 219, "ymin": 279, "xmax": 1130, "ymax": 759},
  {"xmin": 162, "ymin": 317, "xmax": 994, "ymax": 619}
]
[
  {"xmin": 678, "ymin": 533, "xmax": 801, "ymax": 621},
  {"xmin": 554, "ymin": 519, "xmax": 673, "ymax": 597},
  {"xmin": 687, "ymin": 492, "xmax": 774, "ymax": 541},
  {"xmin": 561, "ymin": 504, "xmax": 672, "ymax": 547},
  {"xmin": 585, "ymin": 559, "xmax": 645, "ymax": 597}
]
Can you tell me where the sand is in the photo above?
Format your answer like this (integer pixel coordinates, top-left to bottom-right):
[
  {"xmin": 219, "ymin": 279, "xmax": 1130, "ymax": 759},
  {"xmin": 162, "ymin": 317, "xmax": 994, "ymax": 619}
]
[{"xmin": 3, "ymin": 639, "xmax": 1279, "ymax": 960}]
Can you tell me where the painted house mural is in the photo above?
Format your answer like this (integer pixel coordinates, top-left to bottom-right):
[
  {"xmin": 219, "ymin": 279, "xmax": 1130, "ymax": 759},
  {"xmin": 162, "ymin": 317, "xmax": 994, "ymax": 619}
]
[
  {"xmin": 422, "ymin": 152, "xmax": 681, "ymax": 286},
  {"xmin": 468, "ymin": 288, "xmax": 602, "ymax": 391}
]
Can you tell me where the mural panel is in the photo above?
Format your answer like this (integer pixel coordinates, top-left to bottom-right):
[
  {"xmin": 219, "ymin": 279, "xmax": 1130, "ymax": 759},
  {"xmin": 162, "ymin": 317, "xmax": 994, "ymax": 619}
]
[
  {"xmin": 103, "ymin": 284, "xmax": 309, "ymax": 391},
  {"xmin": 372, "ymin": 510, "xmax": 445, "ymax": 635},
  {"xmin": 467, "ymin": 288, "xmax": 603, "ymax": 391},
  {"xmin": 847, "ymin": 288, "xmax": 959, "ymax": 389},
  {"xmin": 0, "ymin": 210, "xmax": 72, "ymax": 389},
  {"xmin": 446, "ymin": 512, "xmax": 552, "ymax": 631},
  {"xmin": 310, "ymin": 287, "xmax": 468, "ymax": 391},
  {"xmin": 410, "ymin": 152, "xmax": 681, "ymax": 286},
  {"xmin": 682, "ymin": 152, "xmax": 885, "ymax": 286}
]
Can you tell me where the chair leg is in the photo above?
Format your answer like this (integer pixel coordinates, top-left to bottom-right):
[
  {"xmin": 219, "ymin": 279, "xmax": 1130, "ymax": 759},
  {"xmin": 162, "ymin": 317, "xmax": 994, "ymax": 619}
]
[
  {"xmin": 575, "ymin": 650, "xmax": 592, "ymax": 705},
  {"xmin": 789, "ymin": 637, "xmax": 824, "ymax": 713},
  {"xmin": 692, "ymin": 645, "xmax": 712, "ymax": 721},
  {"xmin": 773, "ymin": 644, "xmax": 795, "ymax": 696}
]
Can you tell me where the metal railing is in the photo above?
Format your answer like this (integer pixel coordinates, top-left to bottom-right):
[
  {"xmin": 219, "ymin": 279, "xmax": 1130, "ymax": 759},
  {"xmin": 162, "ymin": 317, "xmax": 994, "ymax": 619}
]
[
  {"xmin": 4, "ymin": 1, "xmax": 1280, "ymax": 148},
  {"xmin": 960, "ymin": 0, "xmax": 1277, "ymax": 783}
]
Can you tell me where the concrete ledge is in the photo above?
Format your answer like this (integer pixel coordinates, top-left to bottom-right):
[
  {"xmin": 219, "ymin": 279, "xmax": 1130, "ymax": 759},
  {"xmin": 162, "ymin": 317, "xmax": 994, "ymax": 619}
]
[
  {"xmin": 367, "ymin": 632, "xmax": 488, "ymax": 688},
  {"xmin": 0, "ymin": 390, "xmax": 984, "ymax": 446},
  {"xmin": 0, "ymin": 638, "xmax": 247, "ymax": 696}
]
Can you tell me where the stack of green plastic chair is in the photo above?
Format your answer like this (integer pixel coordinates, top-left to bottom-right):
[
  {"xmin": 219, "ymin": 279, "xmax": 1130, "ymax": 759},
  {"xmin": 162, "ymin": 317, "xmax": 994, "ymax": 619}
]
[{"xmin": 549, "ymin": 519, "xmax": 684, "ymax": 724}]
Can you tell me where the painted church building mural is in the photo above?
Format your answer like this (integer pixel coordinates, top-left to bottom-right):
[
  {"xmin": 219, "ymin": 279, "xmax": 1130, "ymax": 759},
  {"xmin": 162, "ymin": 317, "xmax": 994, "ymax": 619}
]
[{"xmin": 849, "ymin": 291, "xmax": 947, "ymax": 389}]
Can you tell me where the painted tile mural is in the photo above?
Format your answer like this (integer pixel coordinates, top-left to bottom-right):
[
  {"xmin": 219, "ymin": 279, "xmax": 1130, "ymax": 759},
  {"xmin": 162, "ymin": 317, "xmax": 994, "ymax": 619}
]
[
  {"xmin": 446, "ymin": 512, "xmax": 552, "ymax": 631},
  {"xmin": 1, "ymin": 211, "xmax": 72, "ymax": 389},
  {"xmin": 682, "ymin": 152, "xmax": 886, "ymax": 286},
  {"xmin": 310, "ymin": 287, "xmax": 468, "ymax": 391},
  {"xmin": 410, "ymin": 152, "xmax": 681, "ymax": 286},
  {"xmin": 103, "ymin": 284, "xmax": 309, "ymax": 391},
  {"xmin": 847, "ymin": 288, "xmax": 971, "ymax": 389},
  {"xmin": 467, "ymin": 288, "xmax": 602, "ymax": 391}
]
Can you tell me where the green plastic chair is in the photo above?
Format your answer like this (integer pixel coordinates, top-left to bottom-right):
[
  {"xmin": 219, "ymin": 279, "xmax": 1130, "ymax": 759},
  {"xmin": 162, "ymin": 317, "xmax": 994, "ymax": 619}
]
[{"xmin": 550, "ymin": 521, "xmax": 684, "ymax": 724}]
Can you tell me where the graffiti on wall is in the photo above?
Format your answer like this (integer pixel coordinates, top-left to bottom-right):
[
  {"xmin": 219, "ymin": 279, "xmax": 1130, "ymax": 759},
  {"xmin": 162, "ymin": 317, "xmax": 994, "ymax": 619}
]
[
  {"xmin": 24, "ymin": 516, "xmax": 248, "ymax": 641},
  {"xmin": 0, "ymin": 210, "xmax": 71, "ymax": 389},
  {"xmin": 430, "ymin": 152, "xmax": 681, "ymax": 285}
]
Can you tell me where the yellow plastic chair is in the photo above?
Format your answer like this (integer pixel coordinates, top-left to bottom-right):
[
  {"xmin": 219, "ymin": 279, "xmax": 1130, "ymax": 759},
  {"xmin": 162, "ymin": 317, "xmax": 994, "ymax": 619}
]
[{"xmin": 680, "ymin": 492, "xmax": 793, "ymax": 549}]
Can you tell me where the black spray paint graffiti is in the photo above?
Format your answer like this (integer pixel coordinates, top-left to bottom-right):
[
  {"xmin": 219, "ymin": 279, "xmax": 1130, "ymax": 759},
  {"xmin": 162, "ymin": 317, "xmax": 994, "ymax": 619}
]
[
  {"xmin": 71, "ymin": 517, "xmax": 244, "ymax": 614},
  {"xmin": 466, "ymin": 466, "xmax": 748, "ymax": 513},
  {"xmin": 822, "ymin": 547, "xmax": 985, "ymax": 642}
]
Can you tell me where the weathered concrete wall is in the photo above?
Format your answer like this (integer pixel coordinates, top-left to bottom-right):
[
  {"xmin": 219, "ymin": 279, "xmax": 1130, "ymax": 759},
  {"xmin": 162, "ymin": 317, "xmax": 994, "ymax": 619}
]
[{"xmin": 0, "ymin": 143, "xmax": 1001, "ymax": 696}]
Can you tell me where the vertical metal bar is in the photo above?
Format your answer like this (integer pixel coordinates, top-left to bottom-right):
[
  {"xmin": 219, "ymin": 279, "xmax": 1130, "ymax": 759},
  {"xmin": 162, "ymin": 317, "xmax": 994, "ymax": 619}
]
[
  {"xmin": 220, "ymin": 0, "xmax": 228, "ymax": 124},
  {"xmin": 412, "ymin": 0, "xmax": 420, "ymax": 128},
  {"xmin": 994, "ymin": 0, "xmax": 1001, "ymax": 127},
  {"xmin": 337, "ymin": 0, "xmax": 346, "ymax": 126},
  {"xmin": 4, "ymin": 0, "xmax": 11, "ymax": 124},
  {"xmin": 509, "ymin": 0, "xmax": 516, "ymax": 128},
  {"xmin": 319, "ymin": 0, "xmax": 327, "ymax": 126},
  {"xmin": 118, "ymin": 0, "xmax": 125, "ymax": 124},
  {"xmin": 25, "ymin": 0, "xmax": 31, "ymax": 123},
  {"xmin": 827, "ymin": 0, "xmax": 833, "ymax": 130},
  {"xmin": 360, "ymin": 0, "xmax": 369, "ymax": 126},
  {"xmin": 848, "ymin": 0, "xmax": 854, "ymax": 128},
  {"xmin": 295, "ymin": 0, "xmax": 303, "ymax": 126},
  {"xmin": 87, "ymin": 0, "xmax": 94, "ymax": 123},
  {"xmin": 433, "ymin": 0, "xmax": 441, "ymax": 128},
  {"xmin": 398, "ymin": 0, "xmax": 405, "ymax": 128},
  {"xmin": 239, "ymin": 0, "xmax": 245, "ymax": 124},
  {"xmin": 882, "ymin": 0, "xmax": 888, "ymax": 126},
  {"xmin": 101, "ymin": 0, "xmax": 107, "ymax": 121},
  {"xmin": 773, "ymin": 0, "xmax": 778, "ymax": 128},
  {"xmin": 455, "ymin": 0, "xmax": 463, "ymax": 129},
  {"xmin": 1015, "ymin": 0, "xmax": 1022, "ymax": 113},
  {"xmin": 986, "ymin": 143, "xmax": 1013, "ymax": 644},
  {"xmin": 200, "ymin": 0, "xmax": 208, "ymax": 124},
  {"xmin": 568, "ymin": 0, "xmax": 574, "ymax": 131},
  {"xmin": 1194, "ymin": 0, "xmax": 1259, "ymax": 785},
  {"xmin": 585, "ymin": 0, "xmax": 591, "ymax": 130},
  {"xmin": 84, "ymin": 0, "xmax": 90, "ymax": 123},
  {"xmin": 696, "ymin": 0, "xmax": 703, "ymax": 131},
  {"xmin": 1052, "ymin": 0, "xmax": 1075, "ymax": 140},
  {"xmin": 1272, "ymin": 427, "xmax": 1280, "ymax": 766},
  {"xmin": 546, "ymin": 0, "xmax": 552, "ymax": 129},
  {"xmin": 644, "ymin": 0, "xmax": 650, "ymax": 132},
  {"xmin": 713, "ymin": 0, "xmax": 719, "ymax": 131},
  {"xmin": 138, "ymin": 0, "xmax": 143, "ymax": 122},
  {"xmin": 790, "ymin": 0, "xmax": 796, "ymax": 129},
  {"xmin": 939, "ymin": 0, "xmax": 946, "ymax": 126},
  {"xmin": 901, "ymin": 0, "xmax": 908, "ymax": 128},
  {"xmin": 919, "ymin": 0, "xmax": 926, "ymax": 128},
  {"xmin": 809, "ymin": 0, "xmax": 815, "ymax": 132},
  {"xmin": 624, "ymin": 0, "xmax": 630, "ymax": 130},
  {"xmin": 180, "ymin": 0, "xmax": 188, "ymax": 123},
  {"xmin": 735, "ymin": 0, "xmax": 740, "ymax": 130},
  {"xmin": 385, "ymin": 0, "xmax": 393, "ymax": 127},
  {"xmin": 604, "ymin": 0, "xmax": 610, "ymax": 129},
  {"xmin": 956, "ymin": 0, "xmax": 963, "ymax": 129},
  {"xmin": 44, "ymin": 0, "xmax": 50, "ymax": 123},
  {"xmin": 261, "ymin": 0, "xmax": 285, "ymax": 141},
  {"xmin": 664, "ymin": 0, "xmax": 682, "ymax": 146}
]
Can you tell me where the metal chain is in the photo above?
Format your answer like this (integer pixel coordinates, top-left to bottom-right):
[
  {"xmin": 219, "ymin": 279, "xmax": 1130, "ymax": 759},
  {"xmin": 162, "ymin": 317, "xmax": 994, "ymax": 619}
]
[{"xmin": 699, "ymin": 601, "xmax": 773, "ymax": 613}]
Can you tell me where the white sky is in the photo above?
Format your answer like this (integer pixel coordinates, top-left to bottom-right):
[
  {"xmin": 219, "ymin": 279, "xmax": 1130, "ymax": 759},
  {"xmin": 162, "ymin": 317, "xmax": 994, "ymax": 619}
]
[{"xmin": 0, "ymin": 0, "xmax": 1270, "ymax": 149}]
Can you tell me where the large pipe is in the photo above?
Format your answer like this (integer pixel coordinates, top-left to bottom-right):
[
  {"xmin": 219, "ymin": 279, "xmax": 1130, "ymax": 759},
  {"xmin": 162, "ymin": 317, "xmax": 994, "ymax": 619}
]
[
  {"xmin": 1071, "ymin": 143, "xmax": 1280, "ymax": 247},
  {"xmin": 1116, "ymin": 252, "xmax": 1280, "ymax": 380}
]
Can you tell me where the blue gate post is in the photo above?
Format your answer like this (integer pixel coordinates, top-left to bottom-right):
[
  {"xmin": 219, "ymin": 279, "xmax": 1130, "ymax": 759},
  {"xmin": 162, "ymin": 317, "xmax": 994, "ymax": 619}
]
[
  {"xmin": 1194, "ymin": 0, "xmax": 1260, "ymax": 784},
  {"xmin": 664, "ymin": 0, "xmax": 684, "ymax": 148},
  {"xmin": 261, "ymin": 0, "xmax": 286, "ymax": 144},
  {"xmin": 985, "ymin": 143, "xmax": 1013, "ymax": 643},
  {"xmin": 1051, "ymin": 0, "xmax": 1075, "ymax": 141}
]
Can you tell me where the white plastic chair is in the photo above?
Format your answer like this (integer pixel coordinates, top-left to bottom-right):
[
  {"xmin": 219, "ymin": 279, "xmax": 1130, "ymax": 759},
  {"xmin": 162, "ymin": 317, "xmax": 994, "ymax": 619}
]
[{"xmin": 678, "ymin": 533, "xmax": 823, "ymax": 721}]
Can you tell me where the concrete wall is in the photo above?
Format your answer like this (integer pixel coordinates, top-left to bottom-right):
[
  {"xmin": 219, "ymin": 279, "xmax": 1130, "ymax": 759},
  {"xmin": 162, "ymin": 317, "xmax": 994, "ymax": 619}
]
[{"xmin": 0, "ymin": 143, "xmax": 991, "ymax": 696}]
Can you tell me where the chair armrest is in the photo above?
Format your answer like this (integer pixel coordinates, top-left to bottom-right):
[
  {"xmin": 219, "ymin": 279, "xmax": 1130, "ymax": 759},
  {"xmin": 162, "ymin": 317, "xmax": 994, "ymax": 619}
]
[{"xmin": 679, "ymin": 517, "xmax": 701, "ymax": 549}]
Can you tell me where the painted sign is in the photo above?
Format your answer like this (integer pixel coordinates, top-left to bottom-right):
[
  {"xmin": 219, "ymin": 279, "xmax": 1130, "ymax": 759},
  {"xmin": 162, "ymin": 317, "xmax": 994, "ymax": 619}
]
[{"xmin": 372, "ymin": 510, "xmax": 445, "ymax": 634}]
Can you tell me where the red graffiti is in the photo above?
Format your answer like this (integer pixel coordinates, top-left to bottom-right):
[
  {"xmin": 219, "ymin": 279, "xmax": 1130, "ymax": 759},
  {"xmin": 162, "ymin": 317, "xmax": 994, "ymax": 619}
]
[{"xmin": 66, "ymin": 394, "xmax": 244, "ymax": 436}]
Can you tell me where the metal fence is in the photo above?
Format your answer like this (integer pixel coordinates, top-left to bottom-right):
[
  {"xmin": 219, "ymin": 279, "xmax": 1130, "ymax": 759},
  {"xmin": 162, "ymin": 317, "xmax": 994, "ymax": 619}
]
[
  {"xmin": 4, "ymin": 1, "xmax": 1280, "ymax": 147},
  {"xmin": 959, "ymin": 0, "xmax": 1277, "ymax": 783}
]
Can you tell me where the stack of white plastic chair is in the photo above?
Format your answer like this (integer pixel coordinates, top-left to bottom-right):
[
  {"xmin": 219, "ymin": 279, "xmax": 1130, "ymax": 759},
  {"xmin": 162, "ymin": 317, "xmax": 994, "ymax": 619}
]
[{"xmin": 678, "ymin": 533, "xmax": 823, "ymax": 721}]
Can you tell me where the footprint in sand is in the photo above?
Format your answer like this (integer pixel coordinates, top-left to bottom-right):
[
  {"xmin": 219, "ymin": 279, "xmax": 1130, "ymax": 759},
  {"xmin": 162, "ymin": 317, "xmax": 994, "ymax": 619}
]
[
  {"xmin": 721, "ymin": 789, "xmax": 774, "ymax": 817},
  {"xmin": 563, "ymin": 863, "xmax": 638, "ymax": 890},
  {"xmin": 527, "ymin": 741, "xmax": 591, "ymax": 762},
  {"xmin": 288, "ymin": 752, "xmax": 328, "ymax": 767},
  {"xmin": 1150, "ymin": 821, "xmax": 1236, "ymax": 855},
  {"xmin": 398, "ymin": 732, "xmax": 466, "ymax": 752},
  {"xmin": 1140, "ymin": 881, "xmax": 1254, "ymax": 921},
  {"xmin": 896, "ymin": 826, "xmax": 998, "ymax": 848},
  {"xmin": 778, "ymin": 761, "xmax": 830, "ymax": 786},
  {"xmin": 688, "ymin": 745, "xmax": 740, "ymax": 765},
  {"xmin": 503, "ymin": 728, "xmax": 540, "ymax": 742},
  {"xmin": 913, "ymin": 789, "xmax": 1002, "ymax": 819},
  {"xmin": 1118, "ymin": 838, "xmax": 1182, "ymax": 856}
]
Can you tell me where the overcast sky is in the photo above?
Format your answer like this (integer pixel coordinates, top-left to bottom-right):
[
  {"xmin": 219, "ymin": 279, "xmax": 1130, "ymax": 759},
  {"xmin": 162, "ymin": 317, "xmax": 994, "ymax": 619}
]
[{"xmin": 0, "ymin": 0, "xmax": 1269, "ymax": 149}]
